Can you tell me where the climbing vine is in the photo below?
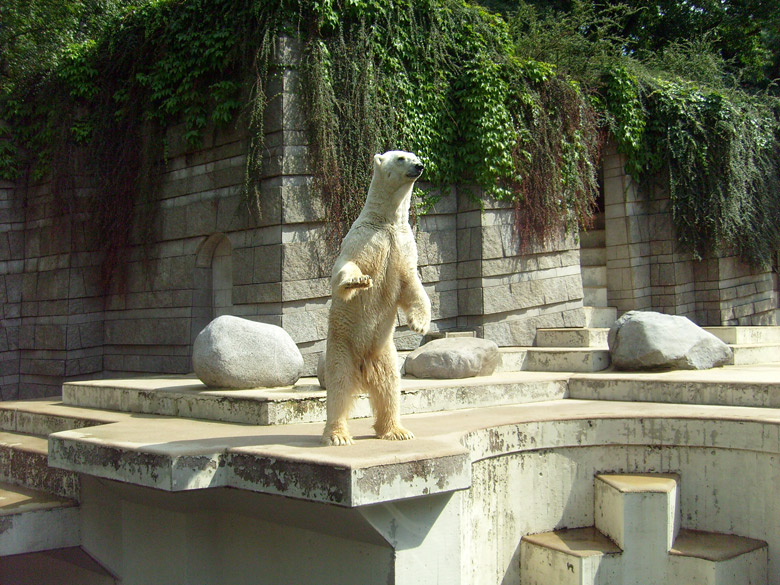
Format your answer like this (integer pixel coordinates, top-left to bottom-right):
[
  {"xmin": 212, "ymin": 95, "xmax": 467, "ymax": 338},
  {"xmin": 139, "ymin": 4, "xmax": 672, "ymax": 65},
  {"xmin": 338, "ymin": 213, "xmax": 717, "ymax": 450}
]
[{"xmin": 1, "ymin": 0, "xmax": 779, "ymax": 280}]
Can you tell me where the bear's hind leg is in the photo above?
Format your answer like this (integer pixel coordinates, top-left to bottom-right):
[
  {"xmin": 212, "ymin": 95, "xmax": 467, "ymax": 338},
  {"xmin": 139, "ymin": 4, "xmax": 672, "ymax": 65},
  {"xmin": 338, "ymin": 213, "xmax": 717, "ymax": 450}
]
[
  {"xmin": 322, "ymin": 352, "xmax": 361, "ymax": 446},
  {"xmin": 366, "ymin": 345, "xmax": 414, "ymax": 441}
]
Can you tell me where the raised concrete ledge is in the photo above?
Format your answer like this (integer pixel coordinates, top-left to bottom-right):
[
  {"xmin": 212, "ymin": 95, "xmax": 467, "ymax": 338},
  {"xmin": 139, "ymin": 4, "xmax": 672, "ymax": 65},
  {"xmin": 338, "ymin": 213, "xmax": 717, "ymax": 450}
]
[
  {"xmin": 62, "ymin": 372, "xmax": 569, "ymax": 426},
  {"xmin": 48, "ymin": 399, "xmax": 780, "ymax": 507},
  {"xmin": 569, "ymin": 365, "xmax": 780, "ymax": 408}
]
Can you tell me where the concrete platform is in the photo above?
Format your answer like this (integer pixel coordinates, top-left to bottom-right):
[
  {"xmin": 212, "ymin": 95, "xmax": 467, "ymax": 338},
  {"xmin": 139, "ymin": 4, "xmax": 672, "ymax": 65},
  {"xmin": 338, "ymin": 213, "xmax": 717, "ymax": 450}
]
[
  {"xmin": 569, "ymin": 364, "xmax": 780, "ymax": 407},
  {"xmin": 61, "ymin": 372, "xmax": 569, "ymax": 426},
  {"xmin": 46, "ymin": 393, "xmax": 780, "ymax": 506}
]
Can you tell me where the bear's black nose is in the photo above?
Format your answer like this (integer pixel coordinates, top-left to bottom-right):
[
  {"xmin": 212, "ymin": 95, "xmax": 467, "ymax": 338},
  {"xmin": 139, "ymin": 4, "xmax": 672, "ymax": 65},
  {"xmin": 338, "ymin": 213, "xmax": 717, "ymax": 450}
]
[{"xmin": 413, "ymin": 163, "xmax": 424, "ymax": 175}]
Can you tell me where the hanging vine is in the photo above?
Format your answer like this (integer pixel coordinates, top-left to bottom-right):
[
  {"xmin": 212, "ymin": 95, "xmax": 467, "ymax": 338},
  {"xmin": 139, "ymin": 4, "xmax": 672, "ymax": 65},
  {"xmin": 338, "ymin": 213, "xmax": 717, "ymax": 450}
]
[{"xmin": 1, "ymin": 0, "xmax": 778, "ymax": 279}]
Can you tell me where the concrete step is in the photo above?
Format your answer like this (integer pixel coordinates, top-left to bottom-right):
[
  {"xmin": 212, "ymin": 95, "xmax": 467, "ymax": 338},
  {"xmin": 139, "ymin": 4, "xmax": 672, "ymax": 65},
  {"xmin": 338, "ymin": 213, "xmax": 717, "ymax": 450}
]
[
  {"xmin": 579, "ymin": 229, "xmax": 606, "ymax": 249},
  {"xmin": 0, "ymin": 431, "xmax": 79, "ymax": 499},
  {"xmin": 727, "ymin": 344, "xmax": 780, "ymax": 366},
  {"xmin": 0, "ymin": 399, "xmax": 126, "ymax": 436},
  {"xmin": 495, "ymin": 347, "xmax": 610, "ymax": 373},
  {"xmin": 704, "ymin": 326, "xmax": 780, "ymax": 345},
  {"xmin": 521, "ymin": 473, "xmax": 768, "ymax": 585},
  {"xmin": 582, "ymin": 265, "xmax": 607, "ymax": 287},
  {"xmin": 520, "ymin": 527, "xmax": 621, "ymax": 584},
  {"xmin": 580, "ymin": 248, "xmax": 606, "ymax": 267},
  {"xmin": 536, "ymin": 328, "xmax": 609, "ymax": 348},
  {"xmin": 569, "ymin": 366, "xmax": 780, "ymax": 408},
  {"xmin": 522, "ymin": 348, "xmax": 610, "ymax": 372},
  {"xmin": 62, "ymin": 373, "xmax": 570, "ymax": 426},
  {"xmin": 0, "ymin": 482, "xmax": 80, "ymax": 557},
  {"xmin": 584, "ymin": 306, "xmax": 617, "ymax": 328},
  {"xmin": 583, "ymin": 286, "xmax": 608, "ymax": 307}
]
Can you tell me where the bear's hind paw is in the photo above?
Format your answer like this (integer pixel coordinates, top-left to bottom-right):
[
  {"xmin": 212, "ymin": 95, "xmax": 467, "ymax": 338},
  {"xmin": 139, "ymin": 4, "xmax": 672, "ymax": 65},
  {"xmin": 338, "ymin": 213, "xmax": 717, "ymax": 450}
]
[
  {"xmin": 323, "ymin": 431, "xmax": 354, "ymax": 446},
  {"xmin": 377, "ymin": 426, "xmax": 415, "ymax": 441}
]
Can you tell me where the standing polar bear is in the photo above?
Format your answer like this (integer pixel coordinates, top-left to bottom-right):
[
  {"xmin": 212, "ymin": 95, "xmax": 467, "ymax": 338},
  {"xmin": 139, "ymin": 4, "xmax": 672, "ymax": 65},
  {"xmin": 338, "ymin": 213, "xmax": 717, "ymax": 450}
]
[{"xmin": 323, "ymin": 151, "xmax": 431, "ymax": 446}]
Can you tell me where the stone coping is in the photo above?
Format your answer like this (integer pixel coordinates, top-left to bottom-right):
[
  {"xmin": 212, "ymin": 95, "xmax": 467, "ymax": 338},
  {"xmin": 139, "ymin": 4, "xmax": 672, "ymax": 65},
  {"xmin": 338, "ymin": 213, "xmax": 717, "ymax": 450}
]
[{"xmin": 47, "ymin": 396, "xmax": 780, "ymax": 508}]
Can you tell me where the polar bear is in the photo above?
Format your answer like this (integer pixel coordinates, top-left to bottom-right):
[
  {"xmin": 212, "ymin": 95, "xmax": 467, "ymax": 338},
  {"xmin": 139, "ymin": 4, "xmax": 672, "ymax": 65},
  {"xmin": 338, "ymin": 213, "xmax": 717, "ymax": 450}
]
[{"xmin": 322, "ymin": 151, "xmax": 431, "ymax": 446}]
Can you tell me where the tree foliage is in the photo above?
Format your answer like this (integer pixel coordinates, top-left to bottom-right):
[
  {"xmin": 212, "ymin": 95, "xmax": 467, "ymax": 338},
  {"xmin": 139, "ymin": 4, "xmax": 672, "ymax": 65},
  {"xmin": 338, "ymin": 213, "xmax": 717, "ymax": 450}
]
[{"xmin": 1, "ymin": 0, "xmax": 779, "ymax": 272}]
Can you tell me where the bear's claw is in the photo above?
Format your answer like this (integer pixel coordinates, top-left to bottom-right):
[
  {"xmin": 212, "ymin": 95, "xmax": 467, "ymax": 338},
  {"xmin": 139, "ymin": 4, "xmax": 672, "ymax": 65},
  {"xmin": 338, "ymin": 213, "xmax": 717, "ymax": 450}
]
[{"xmin": 343, "ymin": 275, "xmax": 372, "ymax": 290}]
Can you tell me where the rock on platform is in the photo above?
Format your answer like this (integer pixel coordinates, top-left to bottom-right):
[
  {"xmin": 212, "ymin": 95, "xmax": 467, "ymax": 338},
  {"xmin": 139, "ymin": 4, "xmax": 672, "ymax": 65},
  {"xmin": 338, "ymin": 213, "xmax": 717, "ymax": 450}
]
[
  {"xmin": 192, "ymin": 315, "xmax": 304, "ymax": 389},
  {"xmin": 404, "ymin": 337, "xmax": 501, "ymax": 379},
  {"xmin": 608, "ymin": 311, "xmax": 732, "ymax": 370}
]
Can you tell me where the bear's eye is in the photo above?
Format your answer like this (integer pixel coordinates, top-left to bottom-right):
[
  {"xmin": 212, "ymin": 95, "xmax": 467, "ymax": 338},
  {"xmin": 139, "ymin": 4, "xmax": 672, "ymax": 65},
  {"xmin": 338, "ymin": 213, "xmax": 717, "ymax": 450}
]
[{"xmin": 398, "ymin": 156, "xmax": 406, "ymax": 162}]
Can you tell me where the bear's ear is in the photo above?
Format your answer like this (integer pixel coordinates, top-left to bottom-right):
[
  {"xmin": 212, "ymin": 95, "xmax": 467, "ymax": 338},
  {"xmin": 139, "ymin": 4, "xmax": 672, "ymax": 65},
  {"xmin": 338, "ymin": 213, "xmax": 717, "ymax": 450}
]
[{"xmin": 373, "ymin": 153, "xmax": 385, "ymax": 167}]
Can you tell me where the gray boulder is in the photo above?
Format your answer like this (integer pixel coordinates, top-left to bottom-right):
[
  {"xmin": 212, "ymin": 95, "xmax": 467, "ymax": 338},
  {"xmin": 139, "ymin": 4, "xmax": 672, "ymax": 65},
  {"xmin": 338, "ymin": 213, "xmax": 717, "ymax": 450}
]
[
  {"xmin": 193, "ymin": 315, "xmax": 304, "ymax": 389},
  {"xmin": 404, "ymin": 337, "xmax": 501, "ymax": 379},
  {"xmin": 608, "ymin": 310, "xmax": 732, "ymax": 371}
]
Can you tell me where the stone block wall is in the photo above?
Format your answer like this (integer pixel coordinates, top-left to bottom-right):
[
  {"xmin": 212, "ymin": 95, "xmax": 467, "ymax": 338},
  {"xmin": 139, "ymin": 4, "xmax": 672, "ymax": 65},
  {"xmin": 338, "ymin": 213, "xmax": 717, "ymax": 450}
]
[
  {"xmin": 602, "ymin": 140, "xmax": 778, "ymax": 325},
  {"xmin": 457, "ymin": 192, "xmax": 585, "ymax": 346}
]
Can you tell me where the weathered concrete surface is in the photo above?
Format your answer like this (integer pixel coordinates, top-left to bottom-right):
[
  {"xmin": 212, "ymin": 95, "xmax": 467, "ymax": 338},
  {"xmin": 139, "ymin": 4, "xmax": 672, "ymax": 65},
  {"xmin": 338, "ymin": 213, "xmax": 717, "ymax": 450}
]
[
  {"xmin": 0, "ymin": 482, "xmax": 80, "ymax": 556},
  {"xmin": 61, "ymin": 372, "xmax": 570, "ymax": 425},
  {"xmin": 569, "ymin": 364, "xmax": 780, "ymax": 407},
  {"xmin": 521, "ymin": 473, "xmax": 767, "ymax": 585}
]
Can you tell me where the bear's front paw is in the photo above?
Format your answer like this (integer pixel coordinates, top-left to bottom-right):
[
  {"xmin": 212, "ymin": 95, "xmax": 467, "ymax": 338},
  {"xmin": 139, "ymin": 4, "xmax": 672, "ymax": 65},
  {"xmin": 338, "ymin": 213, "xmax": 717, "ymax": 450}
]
[
  {"xmin": 406, "ymin": 310, "xmax": 430, "ymax": 335},
  {"xmin": 322, "ymin": 431, "xmax": 354, "ymax": 446},
  {"xmin": 377, "ymin": 426, "xmax": 415, "ymax": 441},
  {"xmin": 343, "ymin": 274, "xmax": 373, "ymax": 290}
]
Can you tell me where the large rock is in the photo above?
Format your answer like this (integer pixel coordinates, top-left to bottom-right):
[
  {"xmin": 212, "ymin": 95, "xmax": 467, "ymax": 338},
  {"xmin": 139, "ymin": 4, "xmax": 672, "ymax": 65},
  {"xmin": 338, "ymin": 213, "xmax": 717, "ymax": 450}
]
[
  {"xmin": 193, "ymin": 315, "xmax": 304, "ymax": 389},
  {"xmin": 404, "ymin": 337, "xmax": 501, "ymax": 379},
  {"xmin": 608, "ymin": 311, "xmax": 732, "ymax": 371}
]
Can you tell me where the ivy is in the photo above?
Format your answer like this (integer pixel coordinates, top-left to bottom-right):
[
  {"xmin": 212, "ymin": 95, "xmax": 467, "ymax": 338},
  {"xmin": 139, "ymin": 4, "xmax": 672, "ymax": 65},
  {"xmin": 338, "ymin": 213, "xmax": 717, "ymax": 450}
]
[
  {"xmin": 1, "ymin": 0, "xmax": 778, "ymax": 276},
  {"xmin": 607, "ymin": 70, "xmax": 780, "ymax": 266}
]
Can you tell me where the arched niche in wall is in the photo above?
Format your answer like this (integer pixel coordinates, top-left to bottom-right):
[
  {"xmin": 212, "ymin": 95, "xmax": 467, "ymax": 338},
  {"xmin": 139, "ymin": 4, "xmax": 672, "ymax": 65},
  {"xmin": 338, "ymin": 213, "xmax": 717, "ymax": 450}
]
[{"xmin": 191, "ymin": 233, "xmax": 233, "ymax": 346}]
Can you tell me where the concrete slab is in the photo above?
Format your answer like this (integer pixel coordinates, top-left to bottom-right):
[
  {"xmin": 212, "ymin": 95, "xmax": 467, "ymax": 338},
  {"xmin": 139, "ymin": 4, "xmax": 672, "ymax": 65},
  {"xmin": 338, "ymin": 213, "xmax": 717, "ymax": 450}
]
[
  {"xmin": 0, "ymin": 399, "xmax": 128, "ymax": 435},
  {"xmin": 536, "ymin": 328, "xmax": 609, "ymax": 348},
  {"xmin": 569, "ymin": 364, "xmax": 780, "ymax": 407},
  {"xmin": 62, "ymin": 372, "xmax": 570, "ymax": 425},
  {"xmin": 47, "ymin": 396, "xmax": 780, "ymax": 508},
  {"xmin": 0, "ymin": 482, "xmax": 80, "ymax": 556}
]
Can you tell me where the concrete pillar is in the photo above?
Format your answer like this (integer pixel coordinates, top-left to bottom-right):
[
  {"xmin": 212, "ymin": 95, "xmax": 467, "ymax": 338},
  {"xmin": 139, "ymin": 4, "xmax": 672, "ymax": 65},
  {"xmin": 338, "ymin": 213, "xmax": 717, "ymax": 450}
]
[{"xmin": 359, "ymin": 493, "xmax": 463, "ymax": 585}]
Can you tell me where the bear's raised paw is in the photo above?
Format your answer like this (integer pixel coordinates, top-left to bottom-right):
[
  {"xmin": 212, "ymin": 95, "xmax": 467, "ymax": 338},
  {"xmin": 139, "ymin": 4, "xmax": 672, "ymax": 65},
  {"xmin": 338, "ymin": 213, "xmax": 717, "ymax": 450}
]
[{"xmin": 343, "ymin": 275, "xmax": 373, "ymax": 290}]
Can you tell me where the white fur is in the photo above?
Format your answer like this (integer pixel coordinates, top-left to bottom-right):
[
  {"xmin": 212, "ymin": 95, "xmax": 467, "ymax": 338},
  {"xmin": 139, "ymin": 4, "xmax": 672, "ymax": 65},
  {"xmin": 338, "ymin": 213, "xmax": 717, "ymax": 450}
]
[{"xmin": 322, "ymin": 151, "xmax": 431, "ymax": 446}]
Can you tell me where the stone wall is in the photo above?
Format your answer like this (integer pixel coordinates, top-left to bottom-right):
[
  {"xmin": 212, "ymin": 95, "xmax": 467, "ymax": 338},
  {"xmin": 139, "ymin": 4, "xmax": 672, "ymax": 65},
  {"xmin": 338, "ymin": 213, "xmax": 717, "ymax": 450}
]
[
  {"xmin": 0, "ymin": 35, "xmax": 586, "ymax": 399},
  {"xmin": 602, "ymin": 140, "xmax": 778, "ymax": 326}
]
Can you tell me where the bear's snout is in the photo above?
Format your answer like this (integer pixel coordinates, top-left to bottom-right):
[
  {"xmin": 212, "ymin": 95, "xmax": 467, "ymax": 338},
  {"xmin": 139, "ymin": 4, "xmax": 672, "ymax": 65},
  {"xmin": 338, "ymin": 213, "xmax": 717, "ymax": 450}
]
[{"xmin": 407, "ymin": 162, "xmax": 424, "ymax": 178}]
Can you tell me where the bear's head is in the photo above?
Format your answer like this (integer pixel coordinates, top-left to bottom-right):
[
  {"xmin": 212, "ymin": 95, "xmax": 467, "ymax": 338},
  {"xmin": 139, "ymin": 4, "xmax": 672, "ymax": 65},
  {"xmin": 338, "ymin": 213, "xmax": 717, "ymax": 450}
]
[{"xmin": 373, "ymin": 151, "xmax": 424, "ymax": 188}]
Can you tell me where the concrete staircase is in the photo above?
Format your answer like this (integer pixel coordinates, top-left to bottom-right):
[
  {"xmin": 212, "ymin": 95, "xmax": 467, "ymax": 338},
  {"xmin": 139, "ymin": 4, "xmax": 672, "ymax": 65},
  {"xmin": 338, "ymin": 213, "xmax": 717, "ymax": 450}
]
[
  {"xmin": 704, "ymin": 326, "xmax": 780, "ymax": 366},
  {"xmin": 520, "ymin": 473, "xmax": 768, "ymax": 585},
  {"xmin": 0, "ymin": 399, "xmax": 124, "ymax": 580},
  {"xmin": 505, "ymin": 323, "xmax": 780, "ymax": 375},
  {"xmin": 580, "ymin": 213, "xmax": 617, "ymax": 329}
]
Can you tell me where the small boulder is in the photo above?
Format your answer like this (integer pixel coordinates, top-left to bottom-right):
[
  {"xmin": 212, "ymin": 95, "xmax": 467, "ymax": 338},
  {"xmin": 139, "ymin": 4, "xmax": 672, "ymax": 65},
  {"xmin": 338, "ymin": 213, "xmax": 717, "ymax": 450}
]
[
  {"xmin": 193, "ymin": 315, "xmax": 304, "ymax": 389},
  {"xmin": 608, "ymin": 310, "xmax": 732, "ymax": 371},
  {"xmin": 404, "ymin": 337, "xmax": 501, "ymax": 379}
]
